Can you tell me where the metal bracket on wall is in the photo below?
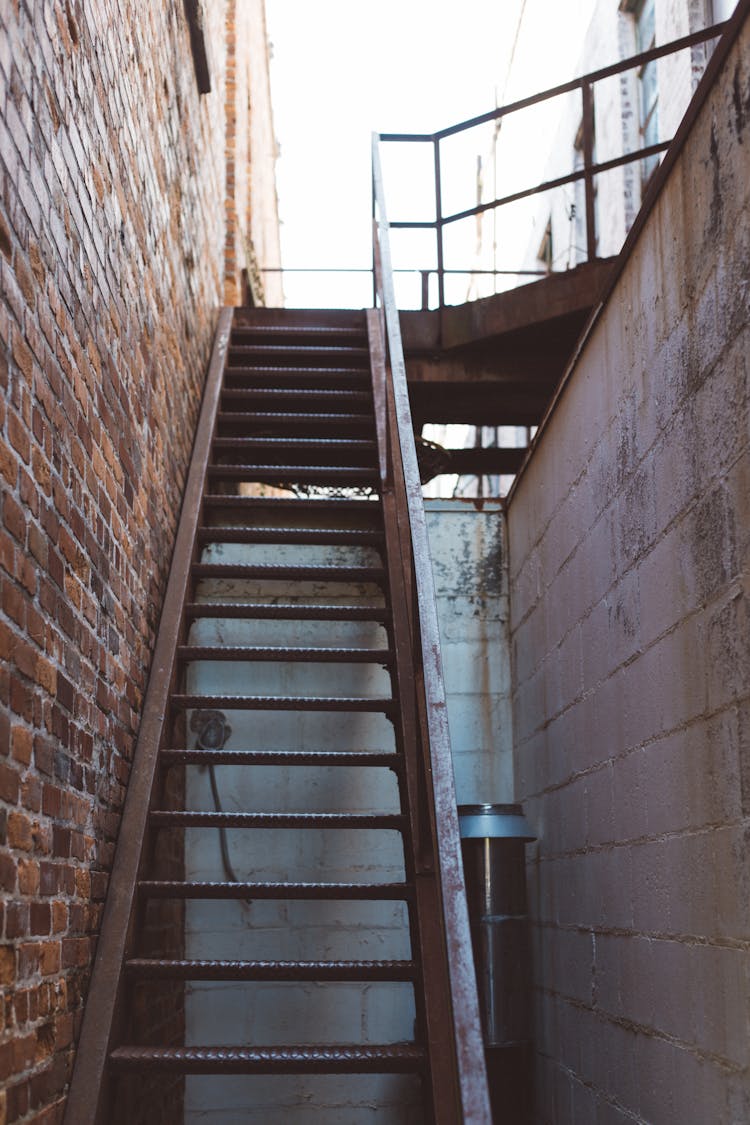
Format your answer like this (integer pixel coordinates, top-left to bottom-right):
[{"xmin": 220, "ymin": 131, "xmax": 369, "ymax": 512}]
[
  {"xmin": 190, "ymin": 709, "xmax": 233, "ymax": 753},
  {"xmin": 184, "ymin": 0, "xmax": 211, "ymax": 95}
]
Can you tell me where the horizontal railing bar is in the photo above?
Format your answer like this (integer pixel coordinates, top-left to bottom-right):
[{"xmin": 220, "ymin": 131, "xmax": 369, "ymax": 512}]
[
  {"xmin": 440, "ymin": 138, "xmax": 672, "ymax": 226},
  {"xmin": 425, "ymin": 22, "xmax": 727, "ymax": 141},
  {"xmin": 260, "ymin": 266, "xmax": 547, "ymax": 278},
  {"xmin": 378, "ymin": 131, "xmax": 435, "ymax": 143},
  {"xmin": 259, "ymin": 267, "xmax": 378, "ymax": 273},
  {"xmin": 441, "ymin": 268, "xmax": 548, "ymax": 276},
  {"xmin": 259, "ymin": 266, "xmax": 433, "ymax": 274}
]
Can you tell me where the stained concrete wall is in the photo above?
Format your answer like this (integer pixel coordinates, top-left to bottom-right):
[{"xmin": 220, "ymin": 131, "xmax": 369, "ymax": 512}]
[
  {"xmin": 507, "ymin": 16, "xmax": 750, "ymax": 1125},
  {"xmin": 425, "ymin": 499, "xmax": 513, "ymax": 805}
]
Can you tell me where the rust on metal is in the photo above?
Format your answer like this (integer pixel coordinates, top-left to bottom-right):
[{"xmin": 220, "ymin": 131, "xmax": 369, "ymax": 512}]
[
  {"xmin": 63, "ymin": 309, "xmax": 234, "ymax": 1125},
  {"xmin": 372, "ymin": 134, "xmax": 493, "ymax": 1123},
  {"xmin": 581, "ymin": 79, "xmax": 597, "ymax": 261}
]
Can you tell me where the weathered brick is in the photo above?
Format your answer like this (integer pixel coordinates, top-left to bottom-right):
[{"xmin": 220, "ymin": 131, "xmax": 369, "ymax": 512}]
[
  {"xmin": 0, "ymin": 437, "xmax": 17, "ymax": 485},
  {"xmin": 0, "ymin": 0, "xmax": 280, "ymax": 1117},
  {"xmin": 0, "ymin": 748, "xmax": 22, "ymax": 801},
  {"xmin": 0, "ymin": 945, "xmax": 16, "ymax": 986},
  {"xmin": 3, "ymin": 493, "xmax": 27, "ymax": 543}
]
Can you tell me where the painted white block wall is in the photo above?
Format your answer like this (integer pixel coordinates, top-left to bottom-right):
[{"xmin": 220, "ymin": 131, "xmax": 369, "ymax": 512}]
[{"xmin": 424, "ymin": 499, "xmax": 513, "ymax": 805}]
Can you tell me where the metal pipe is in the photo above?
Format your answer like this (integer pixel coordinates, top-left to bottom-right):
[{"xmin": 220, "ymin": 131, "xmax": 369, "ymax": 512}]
[
  {"xmin": 581, "ymin": 80, "xmax": 597, "ymax": 261},
  {"xmin": 459, "ymin": 803, "xmax": 535, "ymax": 1125}
]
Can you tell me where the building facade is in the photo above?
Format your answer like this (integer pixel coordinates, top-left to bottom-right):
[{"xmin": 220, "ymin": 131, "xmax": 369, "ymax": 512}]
[{"xmin": 468, "ymin": 0, "xmax": 735, "ymax": 291}]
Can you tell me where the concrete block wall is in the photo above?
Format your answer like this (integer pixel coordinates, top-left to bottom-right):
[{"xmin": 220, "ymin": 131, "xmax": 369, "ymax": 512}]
[
  {"xmin": 0, "ymin": 3, "xmax": 279, "ymax": 1120},
  {"xmin": 425, "ymin": 499, "xmax": 513, "ymax": 804},
  {"xmin": 507, "ymin": 16, "xmax": 750, "ymax": 1124}
]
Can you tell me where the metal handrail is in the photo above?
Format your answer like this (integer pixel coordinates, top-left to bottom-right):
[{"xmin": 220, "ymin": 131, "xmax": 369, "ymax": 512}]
[
  {"xmin": 378, "ymin": 19, "xmax": 727, "ymax": 306},
  {"xmin": 371, "ymin": 133, "xmax": 492, "ymax": 1123}
]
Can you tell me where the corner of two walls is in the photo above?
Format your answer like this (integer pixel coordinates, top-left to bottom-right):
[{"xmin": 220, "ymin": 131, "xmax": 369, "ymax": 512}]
[
  {"xmin": 505, "ymin": 20, "xmax": 749, "ymax": 1124},
  {"xmin": 224, "ymin": 0, "xmax": 282, "ymax": 308}
]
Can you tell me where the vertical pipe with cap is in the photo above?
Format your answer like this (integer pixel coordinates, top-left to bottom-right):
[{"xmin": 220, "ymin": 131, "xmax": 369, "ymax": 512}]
[{"xmin": 458, "ymin": 803, "xmax": 535, "ymax": 1124}]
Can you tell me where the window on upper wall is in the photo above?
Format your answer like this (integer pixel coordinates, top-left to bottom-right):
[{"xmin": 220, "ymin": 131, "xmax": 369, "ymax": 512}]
[
  {"xmin": 571, "ymin": 118, "xmax": 598, "ymax": 266},
  {"xmin": 537, "ymin": 219, "xmax": 553, "ymax": 273},
  {"xmin": 709, "ymin": 0, "xmax": 738, "ymax": 20},
  {"xmin": 634, "ymin": 0, "xmax": 659, "ymax": 184}
]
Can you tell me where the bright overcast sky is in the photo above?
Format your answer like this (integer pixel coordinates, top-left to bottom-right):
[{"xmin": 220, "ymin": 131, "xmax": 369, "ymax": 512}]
[{"xmin": 265, "ymin": 0, "xmax": 598, "ymax": 307}]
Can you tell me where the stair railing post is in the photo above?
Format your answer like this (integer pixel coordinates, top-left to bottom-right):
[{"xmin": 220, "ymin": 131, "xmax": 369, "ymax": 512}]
[
  {"xmin": 581, "ymin": 78, "xmax": 597, "ymax": 261},
  {"xmin": 434, "ymin": 137, "xmax": 445, "ymax": 309}
]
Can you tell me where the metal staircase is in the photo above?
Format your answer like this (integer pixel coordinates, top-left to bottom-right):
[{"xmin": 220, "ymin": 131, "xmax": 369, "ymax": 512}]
[{"xmin": 63, "ymin": 293, "xmax": 491, "ymax": 1121}]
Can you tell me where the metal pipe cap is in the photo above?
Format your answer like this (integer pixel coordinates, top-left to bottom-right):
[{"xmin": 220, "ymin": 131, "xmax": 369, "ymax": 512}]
[{"xmin": 458, "ymin": 803, "xmax": 535, "ymax": 841}]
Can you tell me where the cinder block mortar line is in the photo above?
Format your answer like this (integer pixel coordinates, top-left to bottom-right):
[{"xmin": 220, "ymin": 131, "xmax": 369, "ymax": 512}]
[
  {"xmin": 512, "ymin": 676, "xmax": 750, "ymax": 779},
  {"xmin": 538, "ymin": 990, "xmax": 750, "ymax": 1076},
  {"xmin": 530, "ymin": 917, "xmax": 750, "ymax": 954}
]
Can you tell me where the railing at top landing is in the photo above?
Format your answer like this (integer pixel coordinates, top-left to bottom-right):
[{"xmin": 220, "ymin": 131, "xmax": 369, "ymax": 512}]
[
  {"xmin": 375, "ymin": 19, "xmax": 728, "ymax": 310},
  {"xmin": 263, "ymin": 19, "xmax": 729, "ymax": 312}
]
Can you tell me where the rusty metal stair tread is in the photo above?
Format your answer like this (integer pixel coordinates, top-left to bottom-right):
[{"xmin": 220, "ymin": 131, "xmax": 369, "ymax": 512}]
[
  {"xmin": 206, "ymin": 465, "xmax": 379, "ymax": 483},
  {"xmin": 231, "ymin": 321, "xmax": 366, "ymax": 333},
  {"xmin": 184, "ymin": 603, "xmax": 391, "ymax": 622},
  {"xmin": 224, "ymin": 375, "xmax": 370, "ymax": 391},
  {"xmin": 159, "ymin": 749, "xmax": 400, "ymax": 768},
  {"xmin": 137, "ymin": 880, "xmax": 414, "ymax": 900},
  {"xmin": 224, "ymin": 372, "xmax": 371, "ymax": 391},
  {"xmin": 196, "ymin": 527, "xmax": 384, "ymax": 545},
  {"xmin": 203, "ymin": 494, "xmax": 381, "ymax": 511},
  {"xmin": 170, "ymin": 693, "xmax": 396, "ymax": 713},
  {"xmin": 222, "ymin": 387, "xmax": 372, "ymax": 404},
  {"xmin": 228, "ymin": 344, "xmax": 370, "ymax": 362},
  {"xmin": 230, "ymin": 324, "xmax": 366, "ymax": 341},
  {"xmin": 211, "ymin": 448, "xmax": 377, "ymax": 469},
  {"xmin": 212, "ymin": 436, "xmax": 377, "ymax": 449},
  {"xmin": 225, "ymin": 365, "xmax": 370, "ymax": 378},
  {"xmin": 125, "ymin": 959, "xmax": 417, "ymax": 980},
  {"xmin": 149, "ymin": 811, "xmax": 405, "ymax": 829},
  {"xmin": 176, "ymin": 644, "xmax": 392, "ymax": 662},
  {"xmin": 191, "ymin": 562, "xmax": 385, "ymax": 581},
  {"xmin": 108, "ymin": 1044, "xmax": 426, "ymax": 1074},
  {"xmin": 216, "ymin": 410, "xmax": 374, "ymax": 429}
]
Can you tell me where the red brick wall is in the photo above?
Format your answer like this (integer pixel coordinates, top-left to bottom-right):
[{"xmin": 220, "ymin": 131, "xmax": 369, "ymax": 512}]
[{"xmin": 0, "ymin": 2, "xmax": 277, "ymax": 1120}]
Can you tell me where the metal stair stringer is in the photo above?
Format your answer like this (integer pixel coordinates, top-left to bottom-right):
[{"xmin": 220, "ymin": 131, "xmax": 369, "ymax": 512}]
[{"xmin": 63, "ymin": 308, "xmax": 234, "ymax": 1125}]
